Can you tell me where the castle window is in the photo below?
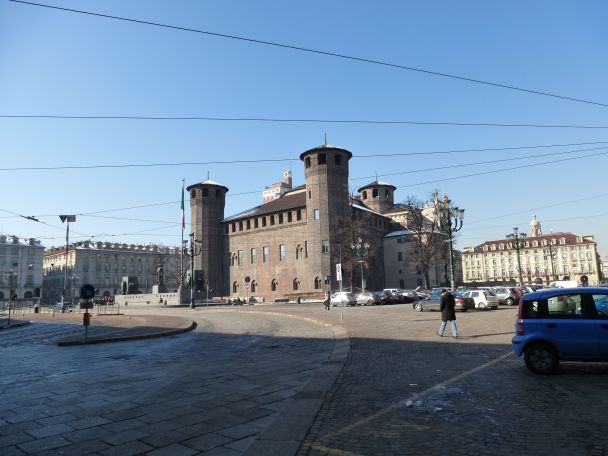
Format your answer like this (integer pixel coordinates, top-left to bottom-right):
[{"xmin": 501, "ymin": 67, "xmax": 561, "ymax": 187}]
[
  {"xmin": 254, "ymin": 218, "xmax": 259, "ymax": 228},
  {"xmin": 262, "ymin": 217, "xmax": 267, "ymax": 227},
  {"xmin": 314, "ymin": 277, "xmax": 321, "ymax": 290},
  {"xmin": 322, "ymin": 240, "xmax": 329, "ymax": 253},
  {"xmin": 263, "ymin": 246, "xmax": 269, "ymax": 263},
  {"xmin": 296, "ymin": 244, "xmax": 303, "ymax": 260},
  {"xmin": 297, "ymin": 210, "xmax": 302, "ymax": 221},
  {"xmin": 239, "ymin": 221, "xmax": 243, "ymax": 231},
  {"xmin": 397, "ymin": 252, "xmax": 403, "ymax": 261},
  {"xmin": 232, "ymin": 281, "xmax": 238, "ymax": 294},
  {"xmin": 279, "ymin": 244, "xmax": 286, "ymax": 261},
  {"xmin": 202, "ymin": 188, "xmax": 209, "ymax": 197},
  {"xmin": 270, "ymin": 215, "xmax": 275, "ymax": 225},
  {"xmin": 293, "ymin": 278, "xmax": 300, "ymax": 291},
  {"xmin": 251, "ymin": 248, "xmax": 256, "ymax": 264},
  {"xmin": 309, "ymin": 190, "xmax": 312, "ymax": 199},
  {"xmin": 305, "ymin": 241, "xmax": 308, "ymax": 258},
  {"xmin": 287, "ymin": 212, "xmax": 292, "ymax": 222},
  {"xmin": 191, "ymin": 189, "xmax": 196, "ymax": 198},
  {"xmin": 385, "ymin": 189, "xmax": 390, "ymax": 198},
  {"xmin": 231, "ymin": 222, "xmax": 236, "ymax": 233},
  {"xmin": 372, "ymin": 189, "xmax": 379, "ymax": 198},
  {"xmin": 305, "ymin": 157, "xmax": 311, "ymax": 168},
  {"xmin": 251, "ymin": 280, "xmax": 257, "ymax": 293},
  {"xmin": 271, "ymin": 279, "xmax": 278, "ymax": 292},
  {"xmin": 246, "ymin": 220, "xmax": 251, "ymax": 229},
  {"xmin": 237, "ymin": 250, "xmax": 243, "ymax": 266},
  {"xmin": 335, "ymin": 154, "xmax": 341, "ymax": 165},
  {"xmin": 318, "ymin": 153, "xmax": 327, "ymax": 165},
  {"xmin": 362, "ymin": 191, "xmax": 367, "ymax": 200},
  {"xmin": 279, "ymin": 213, "xmax": 284, "ymax": 224},
  {"xmin": 313, "ymin": 209, "xmax": 320, "ymax": 220}
]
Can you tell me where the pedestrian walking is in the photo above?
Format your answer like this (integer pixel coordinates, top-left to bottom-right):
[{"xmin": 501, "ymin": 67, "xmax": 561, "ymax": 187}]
[
  {"xmin": 438, "ymin": 289, "xmax": 458, "ymax": 338},
  {"xmin": 323, "ymin": 291, "xmax": 330, "ymax": 311}
]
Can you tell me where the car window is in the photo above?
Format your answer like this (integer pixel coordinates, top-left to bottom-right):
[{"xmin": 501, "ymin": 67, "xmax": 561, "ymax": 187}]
[
  {"xmin": 523, "ymin": 299, "xmax": 542, "ymax": 318},
  {"xmin": 593, "ymin": 294, "xmax": 608, "ymax": 317},
  {"xmin": 547, "ymin": 294, "xmax": 583, "ymax": 317}
]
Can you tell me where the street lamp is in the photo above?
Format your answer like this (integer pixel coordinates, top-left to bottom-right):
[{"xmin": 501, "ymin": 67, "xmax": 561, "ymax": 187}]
[
  {"xmin": 3, "ymin": 268, "xmax": 17, "ymax": 326},
  {"xmin": 507, "ymin": 227, "xmax": 526, "ymax": 286},
  {"xmin": 188, "ymin": 233, "xmax": 203, "ymax": 309},
  {"xmin": 435, "ymin": 199, "xmax": 464, "ymax": 291},
  {"xmin": 351, "ymin": 237, "xmax": 370, "ymax": 292},
  {"xmin": 543, "ymin": 242, "xmax": 557, "ymax": 284},
  {"xmin": 70, "ymin": 275, "xmax": 79, "ymax": 306}
]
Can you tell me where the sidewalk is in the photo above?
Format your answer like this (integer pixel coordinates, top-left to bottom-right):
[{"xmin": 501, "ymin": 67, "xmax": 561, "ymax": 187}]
[{"xmin": 2, "ymin": 313, "xmax": 196, "ymax": 345}]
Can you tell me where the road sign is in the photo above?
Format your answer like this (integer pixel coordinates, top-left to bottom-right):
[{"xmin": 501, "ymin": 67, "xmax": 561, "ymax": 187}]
[
  {"xmin": 80, "ymin": 284, "xmax": 96, "ymax": 300},
  {"xmin": 59, "ymin": 215, "xmax": 76, "ymax": 223},
  {"xmin": 245, "ymin": 284, "xmax": 249, "ymax": 289},
  {"xmin": 244, "ymin": 276, "xmax": 251, "ymax": 283},
  {"xmin": 336, "ymin": 263, "xmax": 342, "ymax": 282},
  {"xmin": 324, "ymin": 275, "xmax": 331, "ymax": 284}
]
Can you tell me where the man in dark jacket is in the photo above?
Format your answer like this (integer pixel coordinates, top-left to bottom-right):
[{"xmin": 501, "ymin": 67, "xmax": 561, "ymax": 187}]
[{"xmin": 438, "ymin": 289, "xmax": 458, "ymax": 338}]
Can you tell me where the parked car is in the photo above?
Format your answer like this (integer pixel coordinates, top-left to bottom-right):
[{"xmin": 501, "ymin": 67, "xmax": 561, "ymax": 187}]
[
  {"xmin": 512, "ymin": 287, "xmax": 608, "ymax": 374},
  {"xmin": 460, "ymin": 290, "xmax": 498, "ymax": 310},
  {"xmin": 355, "ymin": 291, "xmax": 382, "ymax": 306},
  {"xmin": 380, "ymin": 290, "xmax": 400, "ymax": 305},
  {"xmin": 412, "ymin": 290, "xmax": 474, "ymax": 312},
  {"xmin": 330, "ymin": 292, "xmax": 357, "ymax": 307},
  {"xmin": 492, "ymin": 287, "xmax": 521, "ymax": 306}
]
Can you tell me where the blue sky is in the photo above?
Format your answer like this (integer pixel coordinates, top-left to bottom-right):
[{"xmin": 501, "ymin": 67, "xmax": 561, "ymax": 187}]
[{"xmin": 1, "ymin": 0, "xmax": 607, "ymax": 257}]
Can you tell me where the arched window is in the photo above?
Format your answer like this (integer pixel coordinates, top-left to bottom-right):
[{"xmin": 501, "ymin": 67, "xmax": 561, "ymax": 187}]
[
  {"xmin": 305, "ymin": 157, "xmax": 311, "ymax": 168},
  {"xmin": 251, "ymin": 281, "xmax": 257, "ymax": 293},
  {"xmin": 271, "ymin": 279, "xmax": 278, "ymax": 292},
  {"xmin": 232, "ymin": 281, "xmax": 238, "ymax": 293},
  {"xmin": 296, "ymin": 244, "xmax": 303, "ymax": 260},
  {"xmin": 293, "ymin": 278, "xmax": 300, "ymax": 291},
  {"xmin": 314, "ymin": 277, "xmax": 321, "ymax": 290},
  {"xmin": 362, "ymin": 191, "xmax": 367, "ymax": 200}
]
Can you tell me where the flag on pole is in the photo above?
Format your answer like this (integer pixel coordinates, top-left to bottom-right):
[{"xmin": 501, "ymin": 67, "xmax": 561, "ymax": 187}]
[{"xmin": 181, "ymin": 180, "xmax": 185, "ymax": 229}]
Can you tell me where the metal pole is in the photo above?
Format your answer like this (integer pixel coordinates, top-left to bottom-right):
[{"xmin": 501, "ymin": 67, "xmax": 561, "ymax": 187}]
[
  {"xmin": 448, "ymin": 233, "xmax": 455, "ymax": 291},
  {"xmin": 190, "ymin": 235, "xmax": 195, "ymax": 309},
  {"xmin": 8, "ymin": 271, "xmax": 13, "ymax": 327},
  {"xmin": 63, "ymin": 221, "xmax": 69, "ymax": 305},
  {"xmin": 360, "ymin": 261, "xmax": 364, "ymax": 292},
  {"xmin": 514, "ymin": 229, "xmax": 524, "ymax": 286}
]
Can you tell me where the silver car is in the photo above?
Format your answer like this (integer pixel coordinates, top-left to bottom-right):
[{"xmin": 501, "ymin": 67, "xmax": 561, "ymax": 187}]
[
  {"xmin": 355, "ymin": 291, "xmax": 382, "ymax": 306},
  {"xmin": 330, "ymin": 292, "xmax": 357, "ymax": 306}
]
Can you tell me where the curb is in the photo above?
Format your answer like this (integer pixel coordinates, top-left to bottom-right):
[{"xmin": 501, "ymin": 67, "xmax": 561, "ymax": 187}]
[
  {"xmin": 0, "ymin": 320, "xmax": 32, "ymax": 330},
  {"xmin": 233, "ymin": 310, "xmax": 350, "ymax": 456},
  {"xmin": 57, "ymin": 321, "xmax": 197, "ymax": 346}
]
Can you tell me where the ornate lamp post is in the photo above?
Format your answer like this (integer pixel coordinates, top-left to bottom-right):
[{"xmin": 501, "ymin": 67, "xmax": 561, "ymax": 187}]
[
  {"xmin": 352, "ymin": 237, "xmax": 370, "ymax": 292},
  {"xmin": 544, "ymin": 242, "xmax": 557, "ymax": 283},
  {"xmin": 507, "ymin": 227, "xmax": 526, "ymax": 286},
  {"xmin": 188, "ymin": 233, "xmax": 203, "ymax": 309},
  {"xmin": 435, "ymin": 198, "xmax": 464, "ymax": 291}
]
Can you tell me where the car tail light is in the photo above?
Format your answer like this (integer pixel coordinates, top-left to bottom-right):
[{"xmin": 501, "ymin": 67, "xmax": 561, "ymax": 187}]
[
  {"xmin": 455, "ymin": 298, "xmax": 463, "ymax": 304},
  {"xmin": 516, "ymin": 319, "xmax": 524, "ymax": 336}
]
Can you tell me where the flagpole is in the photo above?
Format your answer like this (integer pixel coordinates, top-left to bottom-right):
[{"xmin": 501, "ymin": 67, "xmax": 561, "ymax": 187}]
[{"xmin": 181, "ymin": 178, "xmax": 185, "ymax": 288}]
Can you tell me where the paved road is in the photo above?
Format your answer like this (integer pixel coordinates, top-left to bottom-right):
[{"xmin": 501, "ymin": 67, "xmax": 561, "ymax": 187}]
[
  {"xmin": 3, "ymin": 303, "xmax": 608, "ymax": 455},
  {"xmin": 0, "ymin": 310, "xmax": 334, "ymax": 455}
]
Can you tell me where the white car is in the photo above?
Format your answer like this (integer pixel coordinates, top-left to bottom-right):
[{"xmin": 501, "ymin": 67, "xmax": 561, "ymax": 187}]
[
  {"xmin": 330, "ymin": 292, "xmax": 357, "ymax": 306},
  {"xmin": 460, "ymin": 290, "xmax": 498, "ymax": 310}
]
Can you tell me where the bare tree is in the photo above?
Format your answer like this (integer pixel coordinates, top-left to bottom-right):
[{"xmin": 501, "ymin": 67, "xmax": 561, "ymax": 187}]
[{"xmin": 402, "ymin": 195, "xmax": 445, "ymax": 289}]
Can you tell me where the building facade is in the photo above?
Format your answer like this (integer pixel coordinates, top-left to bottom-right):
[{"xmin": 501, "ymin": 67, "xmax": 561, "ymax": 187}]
[
  {"xmin": 0, "ymin": 234, "xmax": 44, "ymax": 303},
  {"xmin": 189, "ymin": 143, "xmax": 402, "ymax": 301},
  {"xmin": 262, "ymin": 170, "xmax": 293, "ymax": 203},
  {"xmin": 42, "ymin": 241, "xmax": 182, "ymax": 304},
  {"xmin": 461, "ymin": 216, "xmax": 602, "ymax": 286},
  {"xmin": 188, "ymin": 142, "xmax": 463, "ymax": 300}
]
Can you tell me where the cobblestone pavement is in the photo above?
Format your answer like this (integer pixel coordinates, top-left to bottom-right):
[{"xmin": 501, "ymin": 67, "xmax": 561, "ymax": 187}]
[
  {"xmin": 243, "ymin": 303, "xmax": 608, "ymax": 456},
  {"xmin": 0, "ymin": 310, "xmax": 334, "ymax": 455}
]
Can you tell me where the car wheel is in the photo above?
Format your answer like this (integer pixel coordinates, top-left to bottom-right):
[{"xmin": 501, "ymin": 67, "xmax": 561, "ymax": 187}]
[
  {"xmin": 413, "ymin": 303, "xmax": 423, "ymax": 312},
  {"xmin": 506, "ymin": 297, "xmax": 514, "ymax": 306},
  {"xmin": 524, "ymin": 343, "xmax": 558, "ymax": 374},
  {"xmin": 367, "ymin": 299, "xmax": 373, "ymax": 306},
  {"xmin": 478, "ymin": 302, "xmax": 486, "ymax": 310}
]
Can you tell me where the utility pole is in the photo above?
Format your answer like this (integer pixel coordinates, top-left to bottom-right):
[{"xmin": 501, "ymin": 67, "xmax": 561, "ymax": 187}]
[{"xmin": 59, "ymin": 215, "xmax": 76, "ymax": 306}]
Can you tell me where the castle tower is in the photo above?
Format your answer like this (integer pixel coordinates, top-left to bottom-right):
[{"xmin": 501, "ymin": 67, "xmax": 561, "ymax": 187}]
[
  {"xmin": 530, "ymin": 214, "xmax": 542, "ymax": 237},
  {"xmin": 300, "ymin": 142, "xmax": 352, "ymax": 289},
  {"xmin": 187, "ymin": 179, "xmax": 229, "ymax": 297},
  {"xmin": 357, "ymin": 180, "xmax": 396, "ymax": 214}
]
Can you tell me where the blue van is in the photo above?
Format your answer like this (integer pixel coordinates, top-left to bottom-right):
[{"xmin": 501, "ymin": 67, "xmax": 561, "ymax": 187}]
[{"xmin": 512, "ymin": 287, "xmax": 608, "ymax": 374}]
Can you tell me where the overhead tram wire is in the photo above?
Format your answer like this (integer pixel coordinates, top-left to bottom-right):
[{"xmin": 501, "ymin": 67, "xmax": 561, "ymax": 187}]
[
  {"xmin": 4, "ymin": 114, "xmax": 608, "ymax": 130},
  {"xmin": 1, "ymin": 140, "xmax": 608, "ymax": 172},
  {"xmin": 396, "ymin": 149, "xmax": 608, "ymax": 190},
  {"xmin": 9, "ymin": 0, "xmax": 608, "ymax": 109}
]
